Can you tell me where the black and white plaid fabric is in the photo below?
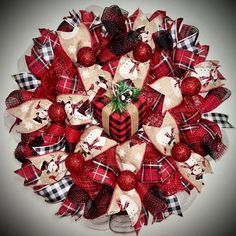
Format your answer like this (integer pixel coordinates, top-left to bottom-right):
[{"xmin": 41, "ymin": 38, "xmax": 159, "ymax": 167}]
[
  {"xmin": 177, "ymin": 26, "xmax": 199, "ymax": 53},
  {"xmin": 38, "ymin": 39, "xmax": 54, "ymax": 64},
  {"xmin": 12, "ymin": 72, "xmax": 41, "ymax": 91},
  {"xmin": 202, "ymin": 113, "xmax": 234, "ymax": 128},
  {"xmin": 64, "ymin": 9, "xmax": 81, "ymax": 27},
  {"xmin": 170, "ymin": 19, "xmax": 199, "ymax": 53},
  {"xmin": 164, "ymin": 195, "xmax": 183, "ymax": 218},
  {"xmin": 32, "ymin": 137, "xmax": 66, "ymax": 155},
  {"xmin": 36, "ymin": 176, "xmax": 73, "ymax": 203}
]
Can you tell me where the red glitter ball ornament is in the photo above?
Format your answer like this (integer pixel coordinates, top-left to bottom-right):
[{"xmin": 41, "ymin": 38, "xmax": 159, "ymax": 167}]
[
  {"xmin": 180, "ymin": 76, "xmax": 201, "ymax": 96},
  {"xmin": 77, "ymin": 47, "xmax": 96, "ymax": 67},
  {"xmin": 48, "ymin": 103, "xmax": 67, "ymax": 123},
  {"xmin": 65, "ymin": 153, "xmax": 85, "ymax": 174},
  {"xmin": 117, "ymin": 170, "xmax": 137, "ymax": 191},
  {"xmin": 133, "ymin": 42, "xmax": 152, "ymax": 62},
  {"xmin": 171, "ymin": 143, "xmax": 192, "ymax": 162}
]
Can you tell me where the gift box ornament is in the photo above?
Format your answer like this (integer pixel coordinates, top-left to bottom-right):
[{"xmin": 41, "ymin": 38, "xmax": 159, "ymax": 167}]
[{"xmin": 93, "ymin": 81, "xmax": 147, "ymax": 143}]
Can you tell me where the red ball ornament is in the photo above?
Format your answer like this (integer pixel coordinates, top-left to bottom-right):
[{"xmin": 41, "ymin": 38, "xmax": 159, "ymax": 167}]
[
  {"xmin": 65, "ymin": 153, "xmax": 85, "ymax": 174},
  {"xmin": 48, "ymin": 103, "xmax": 67, "ymax": 123},
  {"xmin": 171, "ymin": 143, "xmax": 192, "ymax": 162},
  {"xmin": 117, "ymin": 170, "xmax": 137, "ymax": 191},
  {"xmin": 133, "ymin": 42, "xmax": 152, "ymax": 62},
  {"xmin": 77, "ymin": 47, "xmax": 96, "ymax": 67},
  {"xmin": 180, "ymin": 76, "xmax": 201, "ymax": 96}
]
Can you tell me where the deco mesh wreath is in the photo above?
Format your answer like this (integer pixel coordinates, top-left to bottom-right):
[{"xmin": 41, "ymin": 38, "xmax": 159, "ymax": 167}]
[{"xmin": 5, "ymin": 5, "xmax": 234, "ymax": 234}]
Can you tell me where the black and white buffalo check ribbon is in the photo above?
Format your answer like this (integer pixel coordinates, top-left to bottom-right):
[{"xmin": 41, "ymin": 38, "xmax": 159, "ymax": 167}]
[
  {"xmin": 202, "ymin": 113, "xmax": 234, "ymax": 128},
  {"xmin": 32, "ymin": 137, "xmax": 66, "ymax": 155},
  {"xmin": 12, "ymin": 72, "xmax": 41, "ymax": 91},
  {"xmin": 64, "ymin": 9, "xmax": 81, "ymax": 27},
  {"xmin": 38, "ymin": 39, "xmax": 54, "ymax": 64},
  {"xmin": 163, "ymin": 195, "xmax": 183, "ymax": 218},
  {"xmin": 35, "ymin": 176, "xmax": 73, "ymax": 203},
  {"xmin": 170, "ymin": 18, "xmax": 199, "ymax": 53}
]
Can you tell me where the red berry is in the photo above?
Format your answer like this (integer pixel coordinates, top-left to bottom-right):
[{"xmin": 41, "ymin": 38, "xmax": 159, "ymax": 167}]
[
  {"xmin": 126, "ymin": 90, "xmax": 132, "ymax": 97},
  {"xmin": 133, "ymin": 42, "xmax": 152, "ymax": 62},
  {"xmin": 48, "ymin": 103, "xmax": 67, "ymax": 123},
  {"xmin": 171, "ymin": 143, "xmax": 191, "ymax": 162},
  {"xmin": 119, "ymin": 94, "xmax": 126, "ymax": 102},
  {"xmin": 117, "ymin": 170, "xmax": 137, "ymax": 191},
  {"xmin": 77, "ymin": 47, "xmax": 96, "ymax": 67},
  {"xmin": 181, "ymin": 76, "xmax": 201, "ymax": 96},
  {"xmin": 65, "ymin": 153, "xmax": 85, "ymax": 174}
]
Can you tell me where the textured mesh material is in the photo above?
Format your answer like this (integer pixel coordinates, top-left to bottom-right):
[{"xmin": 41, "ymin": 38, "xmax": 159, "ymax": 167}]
[
  {"xmin": 142, "ymin": 186, "xmax": 167, "ymax": 217},
  {"xmin": 84, "ymin": 185, "xmax": 113, "ymax": 219}
]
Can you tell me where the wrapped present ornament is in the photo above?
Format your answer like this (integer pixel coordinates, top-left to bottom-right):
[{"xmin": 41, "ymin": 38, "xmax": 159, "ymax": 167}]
[{"xmin": 93, "ymin": 81, "xmax": 147, "ymax": 143}]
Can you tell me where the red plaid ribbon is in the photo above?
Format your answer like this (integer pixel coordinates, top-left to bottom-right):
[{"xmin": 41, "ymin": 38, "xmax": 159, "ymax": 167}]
[
  {"xmin": 56, "ymin": 73, "xmax": 79, "ymax": 94},
  {"xmin": 151, "ymin": 51, "xmax": 176, "ymax": 79},
  {"xmin": 141, "ymin": 156, "xmax": 177, "ymax": 183},
  {"xmin": 180, "ymin": 118, "xmax": 226, "ymax": 159},
  {"xmin": 56, "ymin": 197, "xmax": 84, "ymax": 218},
  {"xmin": 15, "ymin": 163, "xmax": 42, "ymax": 185},
  {"xmin": 171, "ymin": 87, "xmax": 231, "ymax": 125},
  {"xmin": 133, "ymin": 206, "xmax": 149, "ymax": 234},
  {"xmin": 173, "ymin": 48, "xmax": 197, "ymax": 71},
  {"xmin": 89, "ymin": 161, "xmax": 118, "ymax": 188},
  {"xmin": 194, "ymin": 43, "xmax": 209, "ymax": 64}
]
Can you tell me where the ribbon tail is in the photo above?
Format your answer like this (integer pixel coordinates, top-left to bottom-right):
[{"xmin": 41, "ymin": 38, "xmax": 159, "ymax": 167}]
[{"xmin": 202, "ymin": 112, "xmax": 234, "ymax": 128}]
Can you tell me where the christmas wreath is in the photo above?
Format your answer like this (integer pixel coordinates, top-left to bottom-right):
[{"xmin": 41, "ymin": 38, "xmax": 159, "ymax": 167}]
[{"xmin": 5, "ymin": 5, "xmax": 234, "ymax": 234}]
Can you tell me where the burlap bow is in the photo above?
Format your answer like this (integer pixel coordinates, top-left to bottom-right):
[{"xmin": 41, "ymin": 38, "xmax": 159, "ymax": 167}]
[{"xmin": 89, "ymin": 141, "xmax": 168, "ymax": 233}]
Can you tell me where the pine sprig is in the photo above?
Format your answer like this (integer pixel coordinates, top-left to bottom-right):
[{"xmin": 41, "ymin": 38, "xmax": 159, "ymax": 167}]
[{"xmin": 111, "ymin": 81, "xmax": 141, "ymax": 113}]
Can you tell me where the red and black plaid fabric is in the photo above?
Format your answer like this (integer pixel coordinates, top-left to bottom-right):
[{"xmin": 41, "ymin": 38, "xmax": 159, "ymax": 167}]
[
  {"xmin": 56, "ymin": 197, "xmax": 84, "ymax": 218},
  {"xmin": 25, "ymin": 47, "xmax": 50, "ymax": 80},
  {"xmin": 157, "ymin": 171, "xmax": 192, "ymax": 196},
  {"xmin": 142, "ymin": 185, "xmax": 167, "ymax": 217},
  {"xmin": 89, "ymin": 161, "xmax": 118, "ymax": 188},
  {"xmin": 84, "ymin": 185, "xmax": 113, "ymax": 219},
  {"xmin": 71, "ymin": 161, "xmax": 103, "ymax": 200},
  {"xmin": 35, "ymin": 28, "xmax": 59, "ymax": 48},
  {"xmin": 65, "ymin": 124, "xmax": 82, "ymax": 153},
  {"xmin": 200, "ymin": 87, "xmax": 231, "ymax": 114},
  {"xmin": 141, "ymin": 156, "xmax": 177, "ymax": 183},
  {"xmin": 133, "ymin": 206, "xmax": 149, "ymax": 234},
  {"xmin": 15, "ymin": 163, "xmax": 42, "ymax": 185},
  {"xmin": 180, "ymin": 118, "xmax": 226, "ymax": 159},
  {"xmin": 5, "ymin": 90, "xmax": 34, "ymax": 109},
  {"xmin": 194, "ymin": 43, "xmax": 209, "ymax": 64},
  {"xmin": 56, "ymin": 73, "xmax": 79, "ymax": 94},
  {"xmin": 151, "ymin": 51, "xmax": 176, "ymax": 79},
  {"xmin": 180, "ymin": 177, "xmax": 194, "ymax": 194},
  {"xmin": 172, "ymin": 48, "xmax": 196, "ymax": 71},
  {"xmin": 93, "ymin": 95, "xmax": 147, "ymax": 143},
  {"xmin": 25, "ymin": 29, "xmax": 59, "ymax": 80},
  {"xmin": 101, "ymin": 60, "xmax": 119, "ymax": 77}
]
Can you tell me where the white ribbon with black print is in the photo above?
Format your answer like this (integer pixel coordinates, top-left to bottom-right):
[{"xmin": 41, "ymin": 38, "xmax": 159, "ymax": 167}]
[
  {"xmin": 38, "ymin": 39, "xmax": 54, "ymax": 65},
  {"xmin": 35, "ymin": 175, "xmax": 73, "ymax": 203},
  {"xmin": 163, "ymin": 195, "xmax": 183, "ymax": 218},
  {"xmin": 12, "ymin": 72, "xmax": 41, "ymax": 91},
  {"xmin": 170, "ymin": 18, "xmax": 199, "ymax": 53},
  {"xmin": 32, "ymin": 136, "xmax": 66, "ymax": 155},
  {"xmin": 202, "ymin": 113, "xmax": 234, "ymax": 128}
]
